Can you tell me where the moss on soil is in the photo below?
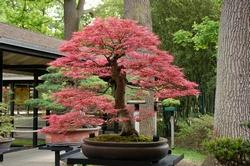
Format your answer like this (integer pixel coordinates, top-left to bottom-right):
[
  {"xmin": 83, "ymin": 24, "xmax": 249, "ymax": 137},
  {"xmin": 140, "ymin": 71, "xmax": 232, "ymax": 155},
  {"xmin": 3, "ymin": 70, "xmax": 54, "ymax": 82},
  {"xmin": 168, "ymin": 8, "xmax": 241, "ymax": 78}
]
[{"xmin": 90, "ymin": 134, "xmax": 152, "ymax": 142}]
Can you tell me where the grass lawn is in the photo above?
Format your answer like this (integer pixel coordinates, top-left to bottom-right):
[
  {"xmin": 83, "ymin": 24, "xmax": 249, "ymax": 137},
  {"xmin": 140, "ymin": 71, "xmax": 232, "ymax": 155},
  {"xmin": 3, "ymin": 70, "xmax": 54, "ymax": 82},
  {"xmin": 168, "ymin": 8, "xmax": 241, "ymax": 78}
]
[
  {"xmin": 12, "ymin": 138, "xmax": 45, "ymax": 147},
  {"xmin": 172, "ymin": 147, "xmax": 206, "ymax": 164}
]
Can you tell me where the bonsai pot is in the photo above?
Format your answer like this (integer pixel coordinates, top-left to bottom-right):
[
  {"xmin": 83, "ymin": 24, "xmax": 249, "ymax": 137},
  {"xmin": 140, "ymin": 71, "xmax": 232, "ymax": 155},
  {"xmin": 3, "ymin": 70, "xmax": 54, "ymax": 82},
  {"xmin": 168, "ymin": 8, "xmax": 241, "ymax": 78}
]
[
  {"xmin": 163, "ymin": 106, "xmax": 177, "ymax": 112},
  {"xmin": 0, "ymin": 138, "xmax": 14, "ymax": 153},
  {"xmin": 82, "ymin": 137, "xmax": 169, "ymax": 161},
  {"xmin": 45, "ymin": 127, "xmax": 101, "ymax": 145}
]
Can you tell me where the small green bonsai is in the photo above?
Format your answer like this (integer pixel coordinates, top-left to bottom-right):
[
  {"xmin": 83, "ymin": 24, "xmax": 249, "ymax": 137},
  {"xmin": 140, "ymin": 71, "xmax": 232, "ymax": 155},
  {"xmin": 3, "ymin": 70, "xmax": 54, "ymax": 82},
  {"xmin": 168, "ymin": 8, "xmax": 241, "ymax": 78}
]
[
  {"xmin": 25, "ymin": 67, "xmax": 66, "ymax": 113},
  {"xmin": 161, "ymin": 98, "xmax": 180, "ymax": 107},
  {"xmin": 0, "ymin": 103, "xmax": 13, "ymax": 141}
]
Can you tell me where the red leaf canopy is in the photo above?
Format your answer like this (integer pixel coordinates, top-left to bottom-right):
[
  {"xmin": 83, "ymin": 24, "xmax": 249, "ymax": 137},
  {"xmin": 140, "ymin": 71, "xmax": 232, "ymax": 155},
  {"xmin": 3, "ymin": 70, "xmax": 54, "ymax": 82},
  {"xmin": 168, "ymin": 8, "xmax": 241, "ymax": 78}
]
[{"xmin": 51, "ymin": 17, "xmax": 198, "ymax": 99}]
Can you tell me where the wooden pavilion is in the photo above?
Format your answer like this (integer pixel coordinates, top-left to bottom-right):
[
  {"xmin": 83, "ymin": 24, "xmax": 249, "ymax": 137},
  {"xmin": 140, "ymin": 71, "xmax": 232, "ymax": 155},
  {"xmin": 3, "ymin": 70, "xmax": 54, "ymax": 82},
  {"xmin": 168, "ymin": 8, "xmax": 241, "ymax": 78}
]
[{"xmin": 0, "ymin": 22, "xmax": 63, "ymax": 146}]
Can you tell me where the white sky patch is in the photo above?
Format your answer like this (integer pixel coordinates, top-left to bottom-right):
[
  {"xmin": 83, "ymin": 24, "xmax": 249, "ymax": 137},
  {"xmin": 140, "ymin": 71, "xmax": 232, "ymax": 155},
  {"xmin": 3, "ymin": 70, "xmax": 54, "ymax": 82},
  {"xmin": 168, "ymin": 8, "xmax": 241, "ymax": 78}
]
[
  {"xmin": 48, "ymin": 0, "xmax": 102, "ymax": 19},
  {"xmin": 85, "ymin": 0, "xmax": 102, "ymax": 10}
]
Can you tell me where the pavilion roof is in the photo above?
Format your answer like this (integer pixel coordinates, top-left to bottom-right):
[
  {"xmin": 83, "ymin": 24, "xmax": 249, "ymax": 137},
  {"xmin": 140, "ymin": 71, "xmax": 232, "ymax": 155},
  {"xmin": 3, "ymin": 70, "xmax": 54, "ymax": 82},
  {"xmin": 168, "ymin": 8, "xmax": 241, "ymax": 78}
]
[
  {"xmin": 0, "ymin": 22, "xmax": 64, "ymax": 53},
  {"xmin": 0, "ymin": 23, "xmax": 65, "ymax": 75}
]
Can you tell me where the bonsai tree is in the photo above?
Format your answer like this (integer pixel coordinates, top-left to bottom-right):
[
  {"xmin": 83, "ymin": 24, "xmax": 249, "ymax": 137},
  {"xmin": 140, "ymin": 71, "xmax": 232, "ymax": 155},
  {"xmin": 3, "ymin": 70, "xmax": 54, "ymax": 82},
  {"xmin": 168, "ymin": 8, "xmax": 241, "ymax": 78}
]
[
  {"xmin": 25, "ymin": 67, "xmax": 111, "ymax": 133},
  {"xmin": 48, "ymin": 17, "xmax": 199, "ymax": 136},
  {"xmin": 0, "ymin": 103, "xmax": 13, "ymax": 141},
  {"xmin": 162, "ymin": 98, "xmax": 181, "ymax": 107},
  {"xmin": 25, "ymin": 67, "xmax": 69, "ymax": 113}
]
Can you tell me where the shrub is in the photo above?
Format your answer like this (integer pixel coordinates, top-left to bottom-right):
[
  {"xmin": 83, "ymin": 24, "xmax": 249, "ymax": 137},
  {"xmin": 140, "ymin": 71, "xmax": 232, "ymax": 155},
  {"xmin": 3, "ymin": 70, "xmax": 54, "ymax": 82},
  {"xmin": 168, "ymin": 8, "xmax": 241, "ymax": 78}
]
[
  {"xmin": 157, "ymin": 120, "xmax": 167, "ymax": 137},
  {"xmin": 203, "ymin": 138, "xmax": 250, "ymax": 165},
  {"xmin": 0, "ymin": 103, "xmax": 14, "ymax": 139},
  {"xmin": 175, "ymin": 114, "xmax": 213, "ymax": 151},
  {"xmin": 162, "ymin": 98, "xmax": 180, "ymax": 107}
]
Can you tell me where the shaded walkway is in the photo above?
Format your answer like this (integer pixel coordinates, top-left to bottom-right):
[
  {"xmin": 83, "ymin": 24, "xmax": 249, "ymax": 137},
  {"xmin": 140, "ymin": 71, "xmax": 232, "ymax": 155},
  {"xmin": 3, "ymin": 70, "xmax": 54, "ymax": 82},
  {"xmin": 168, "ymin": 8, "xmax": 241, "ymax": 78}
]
[{"xmin": 1, "ymin": 148, "xmax": 56, "ymax": 166}]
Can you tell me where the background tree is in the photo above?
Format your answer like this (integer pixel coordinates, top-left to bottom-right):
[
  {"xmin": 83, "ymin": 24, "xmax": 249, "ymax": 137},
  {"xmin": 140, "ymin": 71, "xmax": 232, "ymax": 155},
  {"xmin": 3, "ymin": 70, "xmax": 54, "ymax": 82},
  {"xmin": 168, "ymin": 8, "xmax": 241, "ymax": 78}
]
[
  {"xmin": 0, "ymin": 0, "xmax": 94, "ymax": 39},
  {"xmin": 173, "ymin": 17, "xmax": 219, "ymax": 115},
  {"xmin": 151, "ymin": 0, "xmax": 221, "ymax": 116},
  {"xmin": 95, "ymin": 0, "xmax": 123, "ymax": 18},
  {"xmin": 63, "ymin": 0, "xmax": 94, "ymax": 39},
  {"xmin": 123, "ymin": 0, "xmax": 155, "ymax": 136},
  {"xmin": 124, "ymin": 0, "xmax": 152, "ymax": 30},
  {"xmin": 0, "ymin": 0, "xmax": 63, "ymax": 38},
  {"xmin": 214, "ymin": 0, "xmax": 250, "ymax": 139},
  {"xmin": 151, "ymin": 0, "xmax": 220, "ymax": 51}
]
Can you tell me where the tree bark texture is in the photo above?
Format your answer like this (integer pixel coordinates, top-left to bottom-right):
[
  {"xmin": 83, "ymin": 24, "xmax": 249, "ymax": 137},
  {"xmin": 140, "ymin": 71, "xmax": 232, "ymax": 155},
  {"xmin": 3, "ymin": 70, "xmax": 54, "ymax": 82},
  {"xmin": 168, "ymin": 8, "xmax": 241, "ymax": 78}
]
[
  {"xmin": 124, "ymin": 0, "xmax": 152, "ymax": 31},
  {"xmin": 214, "ymin": 0, "xmax": 250, "ymax": 139},
  {"xmin": 64, "ymin": 0, "xmax": 85, "ymax": 40},
  {"xmin": 124, "ymin": 0, "xmax": 155, "ymax": 137},
  {"xmin": 112, "ymin": 60, "xmax": 136, "ymax": 136}
]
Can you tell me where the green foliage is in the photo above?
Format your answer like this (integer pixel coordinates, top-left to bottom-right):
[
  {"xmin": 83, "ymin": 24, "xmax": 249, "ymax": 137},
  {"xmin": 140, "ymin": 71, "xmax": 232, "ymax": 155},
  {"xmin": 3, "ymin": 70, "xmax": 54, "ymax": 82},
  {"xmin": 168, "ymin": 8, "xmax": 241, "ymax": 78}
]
[
  {"xmin": 176, "ymin": 115, "xmax": 213, "ymax": 151},
  {"xmin": 0, "ymin": 103, "xmax": 14, "ymax": 139},
  {"xmin": 162, "ymin": 98, "xmax": 180, "ymax": 107},
  {"xmin": 26, "ymin": 68, "xmax": 112, "ymax": 113},
  {"xmin": 90, "ymin": 134, "xmax": 152, "ymax": 142},
  {"xmin": 240, "ymin": 121, "xmax": 250, "ymax": 129},
  {"xmin": 172, "ymin": 147, "xmax": 206, "ymax": 163},
  {"xmin": 151, "ymin": 0, "xmax": 221, "ymax": 115},
  {"xmin": 0, "ymin": 0, "xmax": 63, "ymax": 38},
  {"xmin": 95, "ymin": 0, "xmax": 123, "ymax": 18},
  {"xmin": 25, "ymin": 67, "xmax": 69, "ymax": 112},
  {"xmin": 203, "ymin": 138, "xmax": 250, "ymax": 165},
  {"xmin": 80, "ymin": 76, "xmax": 111, "ymax": 94},
  {"xmin": 173, "ymin": 30, "xmax": 193, "ymax": 47},
  {"xmin": 151, "ymin": 0, "xmax": 220, "ymax": 51},
  {"xmin": 173, "ymin": 18, "xmax": 218, "ymax": 103},
  {"xmin": 0, "ymin": 0, "xmax": 94, "ymax": 38},
  {"xmin": 157, "ymin": 120, "xmax": 167, "ymax": 137},
  {"xmin": 25, "ymin": 99, "xmax": 65, "ymax": 112},
  {"xmin": 174, "ymin": 17, "xmax": 219, "ymax": 51},
  {"xmin": 192, "ymin": 17, "xmax": 219, "ymax": 50}
]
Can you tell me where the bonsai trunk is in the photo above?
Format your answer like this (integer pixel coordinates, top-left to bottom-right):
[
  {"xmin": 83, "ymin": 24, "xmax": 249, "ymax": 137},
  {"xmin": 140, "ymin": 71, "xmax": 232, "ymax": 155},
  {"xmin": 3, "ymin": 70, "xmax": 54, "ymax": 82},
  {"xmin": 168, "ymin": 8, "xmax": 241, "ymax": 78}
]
[{"xmin": 112, "ymin": 61, "xmax": 138, "ymax": 136}]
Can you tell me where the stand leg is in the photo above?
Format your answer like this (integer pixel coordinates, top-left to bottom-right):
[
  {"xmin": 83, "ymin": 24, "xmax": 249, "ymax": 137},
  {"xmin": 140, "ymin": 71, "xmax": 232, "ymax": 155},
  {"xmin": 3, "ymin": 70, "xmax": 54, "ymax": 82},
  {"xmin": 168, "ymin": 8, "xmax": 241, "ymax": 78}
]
[
  {"xmin": 55, "ymin": 151, "xmax": 60, "ymax": 166},
  {"xmin": 170, "ymin": 115, "xmax": 175, "ymax": 148},
  {"xmin": 0, "ymin": 154, "xmax": 3, "ymax": 162}
]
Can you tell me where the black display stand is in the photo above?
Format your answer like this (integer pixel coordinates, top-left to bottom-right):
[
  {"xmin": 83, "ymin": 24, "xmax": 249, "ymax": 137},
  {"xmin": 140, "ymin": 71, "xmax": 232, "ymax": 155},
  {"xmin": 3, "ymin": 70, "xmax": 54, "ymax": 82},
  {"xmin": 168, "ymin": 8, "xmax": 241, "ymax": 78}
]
[
  {"xmin": 60, "ymin": 148, "xmax": 184, "ymax": 166},
  {"xmin": 38, "ymin": 144, "xmax": 76, "ymax": 166}
]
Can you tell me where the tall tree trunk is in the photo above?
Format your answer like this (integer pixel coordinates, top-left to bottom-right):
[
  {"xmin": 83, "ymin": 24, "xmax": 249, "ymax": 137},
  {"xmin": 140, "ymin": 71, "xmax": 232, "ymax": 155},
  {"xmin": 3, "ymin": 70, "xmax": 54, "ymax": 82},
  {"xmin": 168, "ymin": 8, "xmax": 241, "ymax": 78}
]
[
  {"xmin": 214, "ymin": 0, "xmax": 250, "ymax": 139},
  {"xmin": 64, "ymin": 0, "xmax": 85, "ymax": 40},
  {"xmin": 124, "ymin": 0, "xmax": 152, "ymax": 31},
  {"xmin": 124, "ymin": 0, "xmax": 155, "ymax": 137}
]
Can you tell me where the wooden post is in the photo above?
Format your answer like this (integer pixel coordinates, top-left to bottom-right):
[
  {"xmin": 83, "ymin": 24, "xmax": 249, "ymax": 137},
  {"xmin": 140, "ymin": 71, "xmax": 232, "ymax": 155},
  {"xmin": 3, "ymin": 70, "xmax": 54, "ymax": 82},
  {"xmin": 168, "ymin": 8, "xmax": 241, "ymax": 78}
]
[
  {"xmin": 134, "ymin": 103, "xmax": 140, "ymax": 133},
  {"xmin": 10, "ymin": 82, "xmax": 15, "ymax": 137},
  {"xmin": 33, "ymin": 73, "xmax": 39, "ymax": 147},
  {"xmin": 170, "ymin": 112, "xmax": 175, "ymax": 148},
  {"xmin": 0, "ymin": 50, "xmax": 3, "ymax": 103},
  {"xmin": 45, "ymin": 109, "xmax": 50, "ymax": 126}
]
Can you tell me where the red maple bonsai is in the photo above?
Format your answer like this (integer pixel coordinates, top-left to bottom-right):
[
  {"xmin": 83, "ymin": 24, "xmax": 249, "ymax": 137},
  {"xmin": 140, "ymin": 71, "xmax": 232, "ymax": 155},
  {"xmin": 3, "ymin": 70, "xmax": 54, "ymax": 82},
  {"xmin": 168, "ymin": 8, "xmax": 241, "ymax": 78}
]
[{"xmin": 45, "ymin": 17, "xmax": 198, "ymax": 136}]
